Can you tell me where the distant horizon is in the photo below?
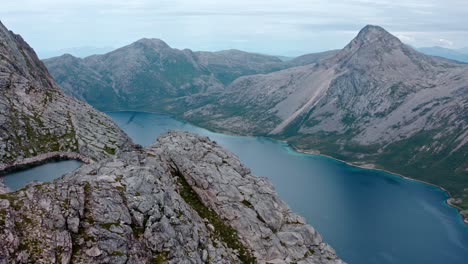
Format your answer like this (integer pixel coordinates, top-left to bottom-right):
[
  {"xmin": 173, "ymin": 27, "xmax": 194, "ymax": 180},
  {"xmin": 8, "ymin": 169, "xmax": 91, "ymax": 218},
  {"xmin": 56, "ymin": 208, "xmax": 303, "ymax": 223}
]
[
  {"xmin": 2, "ymin": 0, "xmax": 468, "ymax": 58},
  {"xmin": 37, "ymin": 33, "xmax": 468, "ymax": 60}
]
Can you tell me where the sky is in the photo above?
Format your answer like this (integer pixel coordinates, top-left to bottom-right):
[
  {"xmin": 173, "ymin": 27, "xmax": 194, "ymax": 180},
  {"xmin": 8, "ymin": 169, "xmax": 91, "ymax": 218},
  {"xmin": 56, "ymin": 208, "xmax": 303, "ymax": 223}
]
[{"xmin": 1, "ymin": 0, "xmax": 468, "ymax": 58}]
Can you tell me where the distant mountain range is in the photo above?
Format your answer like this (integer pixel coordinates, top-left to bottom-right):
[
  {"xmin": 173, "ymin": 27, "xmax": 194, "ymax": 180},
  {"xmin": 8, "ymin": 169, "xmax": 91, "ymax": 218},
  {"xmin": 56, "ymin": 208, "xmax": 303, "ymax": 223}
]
[
  {"xmin": 38, "ymin": 46, "xmax": 115, "ymax": 59},
  {"xmin": 44, "ymin": 25, "xmax": 468, "ymax": 219},
  {"xmin": 417, "ymin": 46, "xmax": 468, "ymax": 63},
  {"xmin": 44, "ymin": 41, "xmax": 334, "ymax": 110}
]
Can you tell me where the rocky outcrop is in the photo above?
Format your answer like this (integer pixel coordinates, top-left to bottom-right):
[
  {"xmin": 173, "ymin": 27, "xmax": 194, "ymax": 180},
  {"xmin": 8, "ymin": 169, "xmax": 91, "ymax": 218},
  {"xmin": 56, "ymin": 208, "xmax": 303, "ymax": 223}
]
[
  {"xmin": 0, "ymin": 21, "xmax": 133, "ymax": 168},
  {"xmin": 0, "ymin": 132, "xmax": 344, "ymax": 264}
]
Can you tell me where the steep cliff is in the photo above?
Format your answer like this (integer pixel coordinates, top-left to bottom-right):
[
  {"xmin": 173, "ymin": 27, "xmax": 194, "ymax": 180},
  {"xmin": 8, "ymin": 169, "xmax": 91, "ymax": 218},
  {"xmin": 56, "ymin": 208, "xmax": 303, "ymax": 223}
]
[{"xmin": 0, "ymin": 21, "xmax": 132, "ymax": 167}]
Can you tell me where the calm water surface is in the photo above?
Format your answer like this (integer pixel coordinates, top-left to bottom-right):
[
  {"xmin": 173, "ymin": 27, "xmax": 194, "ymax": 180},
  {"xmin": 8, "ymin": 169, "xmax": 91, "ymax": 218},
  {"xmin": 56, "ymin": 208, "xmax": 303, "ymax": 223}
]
[
  {"xmin": 108, "ymin": 111, "xmax": 468, "ymax": 264},
  {"xmin": 1, "ymin": 160, "xmax": 83, "ymax": 191}
]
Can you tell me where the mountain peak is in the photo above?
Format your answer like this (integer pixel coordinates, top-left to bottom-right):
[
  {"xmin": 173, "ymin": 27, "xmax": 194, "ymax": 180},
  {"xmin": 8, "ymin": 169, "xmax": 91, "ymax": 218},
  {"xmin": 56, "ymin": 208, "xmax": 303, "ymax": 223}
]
[
  {"xmin": 133, "ymin": 38, "xmax": 170, "ymax": 49},
  {"xmin": 323, "ymin": 24, "xmax": 445, "ymax": 72},
  {"xmin": 351, "ymin": 25, "xmax": 401, "ymax": 47}
]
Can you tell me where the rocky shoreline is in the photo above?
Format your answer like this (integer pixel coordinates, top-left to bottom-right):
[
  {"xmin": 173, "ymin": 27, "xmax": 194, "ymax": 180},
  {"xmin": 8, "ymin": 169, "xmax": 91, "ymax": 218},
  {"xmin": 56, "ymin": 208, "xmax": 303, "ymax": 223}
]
[
  {"xmin": 0, "ymin": 152, "xmax": 91, "ymax": 176},
  {"xmin": 0, "ymin": 178, "xmax": 8, "ymax": 194}
]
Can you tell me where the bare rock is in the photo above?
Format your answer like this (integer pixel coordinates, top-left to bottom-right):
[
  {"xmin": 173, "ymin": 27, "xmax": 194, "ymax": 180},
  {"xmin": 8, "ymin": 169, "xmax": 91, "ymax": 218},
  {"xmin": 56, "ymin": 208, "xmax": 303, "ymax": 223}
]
[{"xmin": 0, "ymin": 131, "xmax": 344, "ymax": 263}]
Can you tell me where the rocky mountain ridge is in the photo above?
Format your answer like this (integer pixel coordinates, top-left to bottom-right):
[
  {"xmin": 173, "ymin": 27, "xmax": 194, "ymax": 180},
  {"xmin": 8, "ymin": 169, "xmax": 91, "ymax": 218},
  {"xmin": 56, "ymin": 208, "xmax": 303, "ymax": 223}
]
[
  {"xmin": 44, "ymin": 39, "xmax": 333, "ymax": 112},
  {"xmin": 0, "ymin": 132, "xmax": 344, "ymax": 264}
]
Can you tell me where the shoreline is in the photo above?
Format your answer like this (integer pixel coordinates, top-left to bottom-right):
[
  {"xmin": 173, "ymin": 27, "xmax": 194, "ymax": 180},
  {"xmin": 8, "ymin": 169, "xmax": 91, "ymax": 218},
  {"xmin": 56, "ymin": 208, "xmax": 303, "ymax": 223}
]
[
  {"xmin": 292, "ymin": 145, "xmax": 468, "ymax": 225},
  {"xmin": 0, "ymin": 152, "xmax": 91, "ymax": 176},
  {"xmin": 105, "ymin": 110, "xmax": 468, "ymax": 224},
  {"xmin": 0, "ymin": 177, "xmax": 8, "ymax": 194}
]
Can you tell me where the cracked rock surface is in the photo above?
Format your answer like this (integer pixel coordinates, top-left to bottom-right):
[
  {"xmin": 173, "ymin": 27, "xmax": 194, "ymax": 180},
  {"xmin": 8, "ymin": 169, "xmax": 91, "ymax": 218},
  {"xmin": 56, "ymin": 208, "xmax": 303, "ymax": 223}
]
[
  {"xmin": 0, "ymin": 21, "xmax": 132, "ymax": 167},
  {"xmin": 0, "ymin": 132, "xmax": 344, "ymax": 264}
]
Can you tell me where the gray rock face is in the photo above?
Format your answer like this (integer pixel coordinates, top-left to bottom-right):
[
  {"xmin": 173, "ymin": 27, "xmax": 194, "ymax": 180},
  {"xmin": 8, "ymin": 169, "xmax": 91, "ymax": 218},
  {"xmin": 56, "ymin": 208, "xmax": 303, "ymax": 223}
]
[
  {"xmin": 0, "ymin": 178, "xmax": 8, "ymax": 194},
  {"xmin": 0, "ymin": 132, "xmax": 344, "ymax": 264},
  {"xmin": 0, "ymin": 21, "xmax": 132, "ymax": 166},
  {"xmin": 283, "ymin": 50, "xmax": 339, "ymax": 68}
]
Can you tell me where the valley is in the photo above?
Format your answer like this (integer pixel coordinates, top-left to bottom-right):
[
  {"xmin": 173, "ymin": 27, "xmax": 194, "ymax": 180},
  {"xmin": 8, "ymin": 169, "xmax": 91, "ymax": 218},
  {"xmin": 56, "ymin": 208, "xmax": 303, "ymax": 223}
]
[{"xmin": 45, "ymin": 25, "xmax": 468, "ymax": 219}]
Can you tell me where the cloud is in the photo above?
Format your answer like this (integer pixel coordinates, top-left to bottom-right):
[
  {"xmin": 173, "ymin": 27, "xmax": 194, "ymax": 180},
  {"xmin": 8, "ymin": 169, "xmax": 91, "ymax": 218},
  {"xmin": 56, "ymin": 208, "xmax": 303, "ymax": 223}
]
[
  {"xmin": 396, "ymin": 34, "xmax": 416, "ymax": 44},
  {"xmin": 1, "ymin": 0, "xmax": 468, "ymax": 56},
  {"xmin": 438, "ymin": 38, "xmax": 454, "ymax": 47}
]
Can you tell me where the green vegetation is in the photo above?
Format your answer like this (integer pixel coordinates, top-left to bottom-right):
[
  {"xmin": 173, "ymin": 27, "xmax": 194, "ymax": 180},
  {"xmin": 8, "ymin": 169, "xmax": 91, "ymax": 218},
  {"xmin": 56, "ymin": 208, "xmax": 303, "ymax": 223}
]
[
  {"xmin": 18, "ymin": 238, "xmax": 42, "ymax": 260},
  {"xmin": 153, "ymin": 251, "xmax": 169, "ymax": 264},
  {"xmin": 104, "ymin": 145, "xmax": 117, "ymax": 155},
  {"xmin": 111, "ymin": 251, "xmax": 126, "ymax": 257},
  {"xmin": 172, "ymin": 167, "xmax": 256, "ymax": 263},
  {"xmin": 3, "ymin": 102, "xmax": 80, "ymax": 163},
  {"xmin": 100, "ymin": 222, "xmax": 120, "ymax": 230},
  {"xmin": 282, "ymin": 128, "xmax": 468, "ymax": 213}
]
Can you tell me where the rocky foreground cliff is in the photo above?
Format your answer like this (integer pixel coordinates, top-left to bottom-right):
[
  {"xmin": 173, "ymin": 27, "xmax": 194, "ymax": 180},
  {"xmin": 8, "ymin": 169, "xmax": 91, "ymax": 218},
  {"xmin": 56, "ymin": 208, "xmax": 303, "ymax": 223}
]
[
  {"xmin": 0, "ymin": 132, "xmax": 343, "ymax": 264},
  {"xmin": 0, "ymin": 21, "xmax": 132, "ymax": 168}
]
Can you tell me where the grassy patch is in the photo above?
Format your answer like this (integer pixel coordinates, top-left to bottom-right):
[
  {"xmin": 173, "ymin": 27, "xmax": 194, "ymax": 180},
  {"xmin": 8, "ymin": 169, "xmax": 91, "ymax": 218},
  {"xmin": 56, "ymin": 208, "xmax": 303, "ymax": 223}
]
[
  {"xmin": 153, "ymin": 251, "xmax": 169, "ymax": 264},
  {"xmin": 100, "ymin": 222, "xmax": 120, "ymax": 230},
  {"xmin": 171, "ymin": 167, "xmax": 255, "ymax": 263},
  {"xmin": 111, "ymin": 251, "xmax": 126, "ymax": 257},
  {"xmin": 104, "ymin": 146, "xmax": 117, "ymax": 155}
]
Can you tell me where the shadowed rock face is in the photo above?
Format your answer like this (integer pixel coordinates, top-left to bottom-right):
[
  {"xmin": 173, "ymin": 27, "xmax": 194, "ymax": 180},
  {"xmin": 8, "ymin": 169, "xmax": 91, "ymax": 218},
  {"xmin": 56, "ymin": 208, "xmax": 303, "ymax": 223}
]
[
  {"xmin": 0, "ymin": 21, "xmax": 133, "ymax": 166},
  {"xmin": 0, "ymin": 132, "xmax": 344, "ymax": 264}
]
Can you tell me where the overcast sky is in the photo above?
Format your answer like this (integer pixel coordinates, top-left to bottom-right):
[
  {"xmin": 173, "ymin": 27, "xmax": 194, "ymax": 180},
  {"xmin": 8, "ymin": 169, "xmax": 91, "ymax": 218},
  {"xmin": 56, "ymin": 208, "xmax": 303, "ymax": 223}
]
[{"xmin": 1, "ymin": 0, "xmax": 468, "ymax": 58}]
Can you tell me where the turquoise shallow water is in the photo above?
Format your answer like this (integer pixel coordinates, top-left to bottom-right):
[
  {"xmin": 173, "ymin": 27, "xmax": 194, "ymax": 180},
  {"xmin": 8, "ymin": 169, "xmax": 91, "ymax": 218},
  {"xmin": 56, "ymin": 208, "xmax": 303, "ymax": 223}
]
[
  {"xmin": 1, "ymin": 160, "xmax": 83, "ymax": 191},
  {"xmin": 108, "ymin": 111, "xmax": 468, "ymax": 264}
]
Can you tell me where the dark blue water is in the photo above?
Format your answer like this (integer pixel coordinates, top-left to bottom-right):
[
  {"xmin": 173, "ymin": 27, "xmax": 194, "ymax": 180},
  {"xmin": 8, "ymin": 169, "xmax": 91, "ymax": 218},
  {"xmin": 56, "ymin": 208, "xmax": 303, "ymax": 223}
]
[
  {"xmin": 1, "ymin": 160, "xmax": 83, "ymax": 191},
  {"xmin": 108, "ymin": 111, "xmax": 468, "ymax": 264}
]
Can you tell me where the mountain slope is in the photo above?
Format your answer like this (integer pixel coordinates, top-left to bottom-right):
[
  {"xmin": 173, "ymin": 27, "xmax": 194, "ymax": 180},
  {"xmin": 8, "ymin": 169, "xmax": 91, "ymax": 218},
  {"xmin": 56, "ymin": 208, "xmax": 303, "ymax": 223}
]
[
  {"xmin": 182, "ymin": 25, "xmax": 468, "ymax": 213},
  {"xmin": 44, "ymin": 38, "xmax": 224, "ymax": 111},
  {"xmin": 194, "ymin": 49, "xmax": 285, "ymax": 84},
  {"xmin": 44, "ymin": 40, "xmax": 296, "ymax": 112},
  {"xmin": 284, "ymin": 50, "xmax": 339, "ymax": 68},
  {"xmin": 44, "ymin": 40, "xmax": 335, "ymax": 112},
  {"xmin": 0, "ymin": 132, "xmax": 344, "ymax": 264},
  {"xmin": 0, "ymin": 21, "xmax": 132, "ymax": 166}
]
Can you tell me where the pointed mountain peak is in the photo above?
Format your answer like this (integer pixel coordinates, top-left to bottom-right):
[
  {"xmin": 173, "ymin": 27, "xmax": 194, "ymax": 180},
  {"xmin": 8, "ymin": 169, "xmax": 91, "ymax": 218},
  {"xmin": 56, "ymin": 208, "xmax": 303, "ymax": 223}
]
[
  {"xmin": 348, "ymin": 25, "xmax": 402, "ymax": 49},
  {"xmin": 357, "ymin": 25, "xmax": 394, "ymax": 38}
]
